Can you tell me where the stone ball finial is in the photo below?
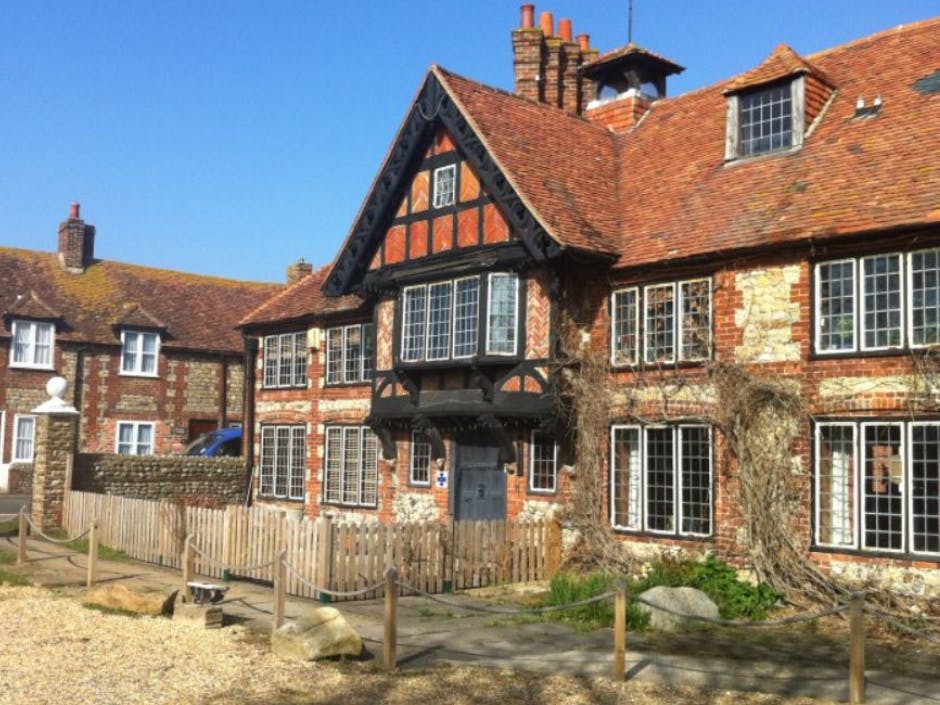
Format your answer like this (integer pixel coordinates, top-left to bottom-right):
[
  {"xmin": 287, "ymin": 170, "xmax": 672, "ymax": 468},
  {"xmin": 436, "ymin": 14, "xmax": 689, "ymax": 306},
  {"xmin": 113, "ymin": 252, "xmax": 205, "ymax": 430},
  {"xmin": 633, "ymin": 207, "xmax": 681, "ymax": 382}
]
[{"xmin": 46, "ymin": 376, "xmax": 68, "ymax": 400}]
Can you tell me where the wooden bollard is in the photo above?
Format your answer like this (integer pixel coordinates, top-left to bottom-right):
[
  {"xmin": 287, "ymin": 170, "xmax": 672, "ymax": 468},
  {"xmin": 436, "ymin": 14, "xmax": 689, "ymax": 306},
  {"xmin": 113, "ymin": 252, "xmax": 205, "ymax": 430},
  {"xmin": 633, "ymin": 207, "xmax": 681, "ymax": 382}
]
[
  {"xmin": 17, "ymin": 509, "xmax": 27, "ymax": 566},
  {"xmin": 613, "ymin": 579, "xmax": 627, "ymax": 680},
  {"xmin": 86, "ymin": 521, "xmax": 99, "ymax": 588},
  {"xmin": 383, "ymin": 567, "xmax": 398, "ymax": 671},
  {"xmin": 849, "ymin": 592, "xmax": 866, "ymax": 704},
  {"xmin": 272, "ymin": 549, "xmax": 287, "ymax": 631},
  {"xmin": 181, "ymin": 535, "xmax": 195, "ymax": 603}
]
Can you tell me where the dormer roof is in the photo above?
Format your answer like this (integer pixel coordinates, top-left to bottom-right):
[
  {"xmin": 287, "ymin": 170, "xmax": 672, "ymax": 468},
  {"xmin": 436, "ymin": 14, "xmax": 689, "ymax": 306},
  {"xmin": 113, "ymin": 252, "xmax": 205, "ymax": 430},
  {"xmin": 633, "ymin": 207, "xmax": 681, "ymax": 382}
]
[
  {"xmin": 4, "ymin": 290, "xmax": 62, "ymax": 322},
  {"xmin": 723, "ymin": 43, "xmax": 835, "ymax": 94}
]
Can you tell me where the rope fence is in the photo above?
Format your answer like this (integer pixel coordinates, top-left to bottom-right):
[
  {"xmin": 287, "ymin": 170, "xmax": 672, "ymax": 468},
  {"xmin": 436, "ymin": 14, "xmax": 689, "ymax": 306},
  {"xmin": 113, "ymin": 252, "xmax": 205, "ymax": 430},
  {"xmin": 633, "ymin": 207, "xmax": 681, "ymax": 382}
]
[{"xmin": 14, "ymin": 513, "xmax": 939, "ymax": 705}]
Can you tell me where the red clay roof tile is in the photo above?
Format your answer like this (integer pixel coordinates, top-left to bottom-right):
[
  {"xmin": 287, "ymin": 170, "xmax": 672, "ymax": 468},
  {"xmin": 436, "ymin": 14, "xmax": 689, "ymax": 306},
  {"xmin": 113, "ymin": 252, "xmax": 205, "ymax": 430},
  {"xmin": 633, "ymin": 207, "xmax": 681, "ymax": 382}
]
[{"xmin": 239, "ymin": 264, "xmax": 366, "ymax": 327}]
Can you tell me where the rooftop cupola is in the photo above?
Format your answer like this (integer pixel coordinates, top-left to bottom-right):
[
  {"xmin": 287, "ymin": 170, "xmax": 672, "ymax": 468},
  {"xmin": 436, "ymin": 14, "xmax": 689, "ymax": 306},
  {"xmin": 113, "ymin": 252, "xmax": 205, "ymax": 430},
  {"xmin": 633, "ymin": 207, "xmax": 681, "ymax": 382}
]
[{"xmin": 580, "ymin": 43, "xmax": 683, "ymax": 132}]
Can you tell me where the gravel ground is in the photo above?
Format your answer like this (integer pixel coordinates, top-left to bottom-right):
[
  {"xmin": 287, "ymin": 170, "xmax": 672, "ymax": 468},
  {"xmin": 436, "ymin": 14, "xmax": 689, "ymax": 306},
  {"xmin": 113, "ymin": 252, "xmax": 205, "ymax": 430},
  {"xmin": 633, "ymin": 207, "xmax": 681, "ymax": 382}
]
[{"xmin": 0, "ymin": 585, "xmax": 837, "ymax": 705}]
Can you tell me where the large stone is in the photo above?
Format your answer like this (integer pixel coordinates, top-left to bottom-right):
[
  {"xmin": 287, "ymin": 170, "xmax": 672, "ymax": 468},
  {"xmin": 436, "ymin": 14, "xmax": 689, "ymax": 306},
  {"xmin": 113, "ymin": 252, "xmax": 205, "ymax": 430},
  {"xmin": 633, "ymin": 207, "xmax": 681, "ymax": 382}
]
[
  {"xmin": 271, "ymin": 607, "xmax": 363, "ymax": 661},
  {"xmin": 85, "ymin": 584, "xmax": 175, "ymax": 616},
  {"xmin": 637, "ymin": 586, "xmax": 719, "ymax": 631}
]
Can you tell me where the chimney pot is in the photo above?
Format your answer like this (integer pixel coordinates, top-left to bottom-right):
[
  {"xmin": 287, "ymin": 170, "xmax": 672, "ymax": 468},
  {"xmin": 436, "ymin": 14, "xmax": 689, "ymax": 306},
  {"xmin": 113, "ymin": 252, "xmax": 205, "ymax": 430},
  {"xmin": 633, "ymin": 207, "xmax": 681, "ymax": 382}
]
[
  {"xmin": 286, "ymin": 258, "xmax": 313, "ymax": 285},
  {"xmin": 69, "ymin": 202, "xmax": 80, "ymax": 219},
  {"xmin": 577, "ymin": 33, "xmax": 590, "ymax": 51},
  {"xmin": 539, "ymin": 10, "xmax": 554, "ymax": 37},
  {"xmin": 559, "ymin": 18, "xmax": 573, "ymax": 43},
  {"xmin": 520, "ymin": 3, "xmax": 535, "ymax": 29}
]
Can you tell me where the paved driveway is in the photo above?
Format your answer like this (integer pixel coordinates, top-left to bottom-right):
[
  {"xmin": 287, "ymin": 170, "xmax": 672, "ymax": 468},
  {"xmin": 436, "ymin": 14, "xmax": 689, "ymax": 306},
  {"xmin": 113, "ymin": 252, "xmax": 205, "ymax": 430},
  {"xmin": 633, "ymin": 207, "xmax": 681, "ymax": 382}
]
[{"xmin": 0, "ymin": 494, "xmax": 28, "ymax": 516}]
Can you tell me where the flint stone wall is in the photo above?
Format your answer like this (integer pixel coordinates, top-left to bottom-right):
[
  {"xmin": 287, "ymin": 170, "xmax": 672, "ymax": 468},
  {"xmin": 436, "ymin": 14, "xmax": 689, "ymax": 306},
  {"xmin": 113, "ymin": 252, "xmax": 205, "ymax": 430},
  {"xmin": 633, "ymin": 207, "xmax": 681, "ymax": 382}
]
[{"xmin": 73, "ymin": 454, "xmax": 246, "ymax": 505}]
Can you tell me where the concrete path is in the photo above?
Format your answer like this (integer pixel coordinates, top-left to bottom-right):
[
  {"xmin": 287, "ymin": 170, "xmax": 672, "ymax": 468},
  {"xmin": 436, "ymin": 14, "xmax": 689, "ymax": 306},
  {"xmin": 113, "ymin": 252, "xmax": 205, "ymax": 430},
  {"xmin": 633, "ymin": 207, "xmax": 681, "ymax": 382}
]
[{"xmin": 3, "ymin": 533, "xmax": 938, "ymax": 705}]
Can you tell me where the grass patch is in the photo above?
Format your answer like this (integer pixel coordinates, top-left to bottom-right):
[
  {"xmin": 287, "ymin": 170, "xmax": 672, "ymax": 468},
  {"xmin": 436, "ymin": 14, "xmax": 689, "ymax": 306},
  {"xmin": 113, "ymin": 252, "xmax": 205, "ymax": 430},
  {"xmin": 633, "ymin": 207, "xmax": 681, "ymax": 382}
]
[
  {"xmin": 0, "ymin": 550, "xmax": 16, "ymax": 565},
  {"xmin": 539, "ymin": 556, "xmax": 778, "ymax": 630},
  {"xmin": 0, "ymin": 520, "xmax": 18, "ymax": 534},
  {"xmin": 44, "ymin": 528, "xmax": 129, "ymax": 561},
  {"xmin": 81, "ymin": 602, "xmax": 142, "ymax": 618},
  {"xmin": 0, "ymin": 566, "xmax": 31, "ymax": 586}
]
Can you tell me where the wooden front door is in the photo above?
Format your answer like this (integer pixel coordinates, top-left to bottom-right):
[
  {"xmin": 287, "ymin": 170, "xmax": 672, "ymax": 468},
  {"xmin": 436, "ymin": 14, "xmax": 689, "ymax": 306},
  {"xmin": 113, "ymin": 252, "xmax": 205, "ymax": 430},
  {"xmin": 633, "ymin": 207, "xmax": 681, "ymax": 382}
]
[
  {"xmin": 188, "ymin": 419, "xmax": 218, "ymax": 443},
  {"xmin": 454, "ymin": 435, "xmax": 506, "ymax": 521}
]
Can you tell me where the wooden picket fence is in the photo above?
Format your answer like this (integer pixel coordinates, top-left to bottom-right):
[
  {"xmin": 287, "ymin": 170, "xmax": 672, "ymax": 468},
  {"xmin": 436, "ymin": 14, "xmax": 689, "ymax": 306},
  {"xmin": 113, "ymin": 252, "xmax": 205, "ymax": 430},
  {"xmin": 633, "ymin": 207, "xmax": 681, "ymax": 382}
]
[{"xmin": 62, "ymin": 491, "xmax": 562, "ymax": 599}]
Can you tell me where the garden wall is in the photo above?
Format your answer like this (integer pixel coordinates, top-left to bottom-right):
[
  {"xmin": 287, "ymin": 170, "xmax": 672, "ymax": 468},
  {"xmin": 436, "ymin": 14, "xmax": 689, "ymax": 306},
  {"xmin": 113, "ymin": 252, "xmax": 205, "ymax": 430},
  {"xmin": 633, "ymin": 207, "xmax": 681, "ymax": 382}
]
[{"xmin": 73, "ymin": 454, "xmax": 246, "ymax": 506}]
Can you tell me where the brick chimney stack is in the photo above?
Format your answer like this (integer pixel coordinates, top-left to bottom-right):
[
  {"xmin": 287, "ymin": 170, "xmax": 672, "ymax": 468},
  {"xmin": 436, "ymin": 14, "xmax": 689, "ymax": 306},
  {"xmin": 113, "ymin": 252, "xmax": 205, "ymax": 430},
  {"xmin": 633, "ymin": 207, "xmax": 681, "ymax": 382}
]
[
  {"xmin": 511, "ymin": 5, "xmax": 596, "ymax": 114},
  {"xmin": 286, "ymin": 258, "xmax": 313, "ymax": 285},
  {"xmin": 57, "ymin": 202, "xmax": 96, "ymax": 274}
]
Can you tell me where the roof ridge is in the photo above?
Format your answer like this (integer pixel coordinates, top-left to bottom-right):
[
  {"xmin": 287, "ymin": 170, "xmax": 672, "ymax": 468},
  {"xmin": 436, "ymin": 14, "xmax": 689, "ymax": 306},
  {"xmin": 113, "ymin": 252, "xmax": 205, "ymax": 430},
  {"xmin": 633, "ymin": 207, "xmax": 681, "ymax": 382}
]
[
  {"xmin": 808, "ymin": 15, "xmax": 940, "ymax": 60},
  {"xmin": 239, "ymin": 262, "xmax": 331, "ymax": 326}
]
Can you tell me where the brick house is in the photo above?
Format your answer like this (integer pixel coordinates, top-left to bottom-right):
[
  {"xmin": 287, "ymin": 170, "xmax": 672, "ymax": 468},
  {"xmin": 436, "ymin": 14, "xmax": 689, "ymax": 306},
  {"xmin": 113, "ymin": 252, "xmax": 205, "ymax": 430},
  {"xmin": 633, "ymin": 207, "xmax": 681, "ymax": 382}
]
[
  {"xmin": 242, "ymin": 8, "xmax": 940, "ymax": 588},
  {"xmin": 0, "ymin": 204, "xmax": 279, "ymax": 488}
]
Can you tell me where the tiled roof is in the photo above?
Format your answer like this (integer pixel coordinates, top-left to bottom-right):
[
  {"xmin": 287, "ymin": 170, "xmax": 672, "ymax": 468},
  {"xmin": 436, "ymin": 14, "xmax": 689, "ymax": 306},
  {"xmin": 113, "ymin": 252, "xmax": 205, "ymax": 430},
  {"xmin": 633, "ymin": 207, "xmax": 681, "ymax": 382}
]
[
  {"xmin": 0, "ymin": 247, "xmax": 278, "ymax": 353},
  {"xmin": 239, "ymin": 264, "xmax": 366, "ymax": 328},
  {"xmin": 612, "ymin": 16, "xmax": 940, "ymax": 269},
  {"xmin": 723, "ymin": 43, "xmax": 833, "ymax": 93},
  {"xmin": 435, "ymin": 66, "xmax": 622, "ymax": 255},
  {"xmin": 581, "ymin": 42, "xmax": 684, "ymax": 77}
]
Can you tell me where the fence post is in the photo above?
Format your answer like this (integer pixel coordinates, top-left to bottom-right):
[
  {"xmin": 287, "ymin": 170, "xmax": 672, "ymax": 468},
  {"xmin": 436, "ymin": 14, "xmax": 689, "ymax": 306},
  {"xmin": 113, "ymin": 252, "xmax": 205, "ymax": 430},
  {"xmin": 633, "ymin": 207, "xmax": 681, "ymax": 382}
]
[
  {"xmin": 383, "ymin": 566, "xmax": 398, "ymax": 671},
  {"xmin": 849, "ymin": 592, "xmax": 866, "ymax": 704},
  {"xmin": 86, "ymin": 521, "xmax": 98, "ymax": 588},
  {"xmin": 272, "ymin": 549, "xmax": 287, "ymax": 631},
  {"xmin": 317, "ymin": 516, "xmax": 333, "ymax": 603},
  {"xmin": 181, "ymin": 534, "xmax": 194, "ymax": 603},
  {"xmin": 613, "ymin": 579, "xmax": 627, "ymax": 680},
  {"xmin": 17, "ymin": 508, "xmax": 27, "ymax": 565}
]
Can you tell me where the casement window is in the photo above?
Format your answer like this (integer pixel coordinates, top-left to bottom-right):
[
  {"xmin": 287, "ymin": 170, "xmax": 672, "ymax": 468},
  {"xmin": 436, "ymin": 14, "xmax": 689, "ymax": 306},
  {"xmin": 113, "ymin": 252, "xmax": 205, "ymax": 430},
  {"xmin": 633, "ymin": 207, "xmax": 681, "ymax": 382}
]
[
  {"xmin": 12, "ymin": 415, "xmax": 35, "ymax": 463},
  {"xmin": 259, "ymin": 425, "xmax": 305, "ymax": 500},
  {"xmin": 486, "ymin": 273, "xmax": 519, "ymax": 355},
  {"xmin": 815, "ymin": 421, "xmax": 940, "ymax": 556},
  {"xmin": 120, "ymin": 330, "xmax": 160, "ymax": 376},
  {"xmin": 815, "ymin": 247, "xmax": 940, "ymax": 354},
  {"xmin": 432, "ymin": 164, "xmax": 457, "ymax": 208},
  {"xmin": 116, "ymin": 421, "xmax": 154, "ymax": 456},
  {"xmin": 410, "ymin": 431, "xmax": 432, "ymax": 486},
  {"xmin": 400, "ymin": 274, "xmax": 515, "ymax": 362},
  {"xmin": 610, "ymin": 424, "xmax": 712, "ymax": 537},
  {"xmin": 725, "ymin": 78, "xmax": 806, "ymax": 160},
  {"xmin": 529, "ymin": 431, "xmax": 558, "ymax": 494},
  {"xmin": 263, "ymin": 332, "xmax": 307, "ymax": 388},
  {"xmin": 323, "ymin": 426, "xmax": 379, "ymax": 507},
  {"xmin": 612, "ymin": 279, "xmax": 711, "ymax": 366},
  {"xmin": 325, "ymin": 323, "xmax": 374, "ymax": 385},
  {"xmin": 11, "ymin": 320, "xmax": 54, "ymax": 369}
]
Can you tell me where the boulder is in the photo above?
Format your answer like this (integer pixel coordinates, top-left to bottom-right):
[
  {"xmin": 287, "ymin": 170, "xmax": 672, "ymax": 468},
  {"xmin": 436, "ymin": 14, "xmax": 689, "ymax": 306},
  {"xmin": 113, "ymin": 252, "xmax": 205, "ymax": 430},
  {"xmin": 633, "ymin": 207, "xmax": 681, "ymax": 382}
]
[
  {"xmin": 84, "ymin": 584, "xmax": 175, "ymax": 616},
  {"xmin": 271, "ymin": 607, "xmax": 363, "ymax": 661},
  {"xmin": 637, "ymin": 586, "xmax": 719, "ymax": 631}
]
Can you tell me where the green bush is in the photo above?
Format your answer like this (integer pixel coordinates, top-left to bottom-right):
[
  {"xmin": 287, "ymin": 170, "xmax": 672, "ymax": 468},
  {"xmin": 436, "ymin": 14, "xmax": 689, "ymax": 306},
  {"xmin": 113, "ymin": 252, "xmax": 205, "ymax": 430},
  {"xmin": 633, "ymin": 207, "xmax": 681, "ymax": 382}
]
[{"xmin": 541, "ymin": 556, "xmax": 777, "ymax": 630}]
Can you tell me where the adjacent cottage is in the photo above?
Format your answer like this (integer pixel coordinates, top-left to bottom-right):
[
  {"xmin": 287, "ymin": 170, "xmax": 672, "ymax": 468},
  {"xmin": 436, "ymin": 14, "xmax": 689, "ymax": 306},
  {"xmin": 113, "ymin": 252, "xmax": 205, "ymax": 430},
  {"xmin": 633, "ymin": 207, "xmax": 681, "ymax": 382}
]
[
  {"xmin": 242, "ymin": 8, "xmax": 940, "ymax": 590},
  {"xmin": 0, "ymin": 204, "xmax": 279, "ymax": 488}
]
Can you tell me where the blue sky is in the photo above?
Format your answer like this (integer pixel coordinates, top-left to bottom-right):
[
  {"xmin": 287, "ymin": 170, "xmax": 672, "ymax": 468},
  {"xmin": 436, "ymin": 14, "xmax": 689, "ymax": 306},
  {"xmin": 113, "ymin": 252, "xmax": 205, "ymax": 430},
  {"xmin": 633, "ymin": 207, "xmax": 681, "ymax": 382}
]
[{"xmin": 2, "ymin": 0, "xmax": 938, "ymax": 283}]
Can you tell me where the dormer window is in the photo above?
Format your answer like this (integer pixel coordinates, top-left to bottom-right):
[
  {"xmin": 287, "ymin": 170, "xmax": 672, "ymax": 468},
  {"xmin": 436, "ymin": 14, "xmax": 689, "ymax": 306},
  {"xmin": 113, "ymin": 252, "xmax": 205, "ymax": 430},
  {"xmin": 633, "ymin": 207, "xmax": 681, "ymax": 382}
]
[
  {"xmin": 432, "ymin": 165, "xmax": 456, "ymax": 208},
  {"xmin": 120, "ymin": 330, "xmax": 160, "ymax": 376},
  {"xmin": 739, "ymin": 83, "xmax": 793, "ymax": 156},
  {"xmin": 11, "ymin": 320, "xmax": 54, "ymax": 370}
]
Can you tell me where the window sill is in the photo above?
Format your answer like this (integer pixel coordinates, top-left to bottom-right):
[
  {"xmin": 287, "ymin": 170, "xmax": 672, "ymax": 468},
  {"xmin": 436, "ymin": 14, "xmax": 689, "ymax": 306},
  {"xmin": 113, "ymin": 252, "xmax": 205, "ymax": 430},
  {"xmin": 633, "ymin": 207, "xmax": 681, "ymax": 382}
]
[
  {"xmin": 261, "ymin": 384, "xmax": 309, "ymax": 390},
  {"xmin": 119, "ymin": 371, "xmax": 160, "ymax": 379},
  {"xmin": 11, "ymin": 457, "xmax": 34, "ymax": 464},
  {"xmin": 808, "ymin": 347, "xmax": 912, "ymax": 362},
  {"xmin": 9, "ymin": 363, "xmax": 55, "ymax": 372},
  {"xmin": 611, "ymin": 527, "xmax": 715, "ymax": 542},
  {"xmin": 610, "ymin": 358, "xmax": 711, "ymax": 371},
  {"xmin": 527, "ymin": 487, "xmax": 557, "ymax": 497},
  {"xmin": 256, "ymin": 495, "xmax": 304, "ymax": 503},
  {"xmin": 407, "ymin": 481, "xmax": 432, "ymax": 488},
  {"xmin": 810, "ymin": 545, "xmax": 939, "ymax": 564},
  {"xmin": 397, "ymin": 354, "xmax": 522, "ymax": 370},
  {"xmin": 321, "ymin": 502, "xmax": 379, "ymax": 510},
  {"xmin": 324, "ymin": 381, "xmax": 372, "ymax": 389},
  {"xmin": 723, "ymin": 144, "xmax": 802, "ymax": 166}
]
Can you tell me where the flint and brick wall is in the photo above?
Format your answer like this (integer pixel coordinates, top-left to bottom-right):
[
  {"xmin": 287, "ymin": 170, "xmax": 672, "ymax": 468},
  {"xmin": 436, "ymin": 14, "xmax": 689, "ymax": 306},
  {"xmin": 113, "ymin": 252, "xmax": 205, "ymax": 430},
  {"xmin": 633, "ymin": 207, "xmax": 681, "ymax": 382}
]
[
  {"xmin": 0, "ymin": 341, "xmax": 244, "ymax": 465},
  {"xmin": 73, "ymin": 454, "xmax": 245, "ymax": 506}
]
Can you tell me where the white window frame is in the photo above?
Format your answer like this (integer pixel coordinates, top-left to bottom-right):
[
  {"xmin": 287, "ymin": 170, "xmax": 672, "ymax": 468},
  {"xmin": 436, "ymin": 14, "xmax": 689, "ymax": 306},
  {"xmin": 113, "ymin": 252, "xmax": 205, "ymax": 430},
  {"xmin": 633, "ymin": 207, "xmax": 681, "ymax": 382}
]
[
  {"xmin": 610, "ymin": 425, "xmax": 642, "ymax": 531},
  {"xmin": 643, "ymin": 283, "xmax": 676, "ymax": 365},
  {"xmin": 432, "ymin": 164, "xmax": 457, "ymax": 208},
  {"xmin": 401, "ymin": 284, "xmax": 428, "ymax": 362},
  {"xmin": 451, "ymin": 276, "xmax": 480, "ymax": 359},
  {"xmin": 115, "ymin": 421, "xmax": 155, "ymax": 456},
  {"xmin": 10, "ymin": 319, "xmax": 55, "ymax": 370},
  {"xmin": 262, "ymin": 332, "xmax": 307, "ymax": 388},
  {"xmin": 323, "ymin": 425, "xmax": 379, "ymax": 508},
  {"xmin": 0, "ymin": 410, "xmax": 5, "ymax": 465},
  {"xmin": 409, "ymin": 431, "xmax": 432, "ymax": 487},
  {"xmin": 325, "ymin": 323, "xmax": 373, "ymax": 385},
  {"xmin": 609, "ymin": 423, "xmax": 712, "ymax": 538},
  {"xmin": 426, "ymin": 282, "xmax": 453, "ymax": 362},
  {"xmin": 907, "ymin": 248, "xmax": 940, "ymax": 349},
  {"xmin": 485, "ymin": 272, "xmax": 519, "ymax": 356},
  {"xmin": 814, "ymin": 259, "xmax": 858, "ymax": 355},
  {"xmin": 814, "ymin": 420, "xmax": 940, "ymax": 558},
  {"xmin": 120, "ymin": 330, "xmax": 160, "ymax": 377},
  {"xmin": 859, "ymin": 253, "xmax": 904, "ymax": 352},
  {"xmin": 528, "ymin": 431, "xmax": 558, "ymax": 494},
  {"xmin": 610, "ymin": 287, "xmax": 639, "ymax": 367},
  {"xmin": 12, "ymin": 414, "xmax": 35, "ymax": 463},
  {"xmin": 814, "ymin": 422, "xmax": 858, "ymax": 549},
  {"xmin": 258, "ymin": 424, "xmax": 305, "ymax": 500},
  {"xmin": 679, "ymin": 278, "xmax": 712, "ymax": 362}
]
